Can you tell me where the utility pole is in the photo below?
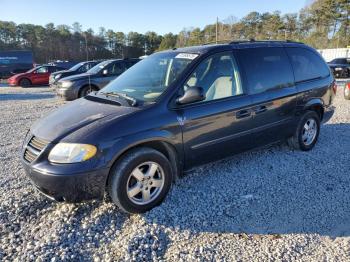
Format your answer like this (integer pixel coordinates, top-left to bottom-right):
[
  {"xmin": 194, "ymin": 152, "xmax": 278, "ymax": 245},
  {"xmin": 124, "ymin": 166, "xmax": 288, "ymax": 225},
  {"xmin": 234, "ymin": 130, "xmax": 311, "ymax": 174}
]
[
  {"xmin": 83, "ymin": 33, "xmax": 89, "ymax": 61},
  {"xmin": 216, "ymin": 17, "xmax": 218, "ymax": 44}
]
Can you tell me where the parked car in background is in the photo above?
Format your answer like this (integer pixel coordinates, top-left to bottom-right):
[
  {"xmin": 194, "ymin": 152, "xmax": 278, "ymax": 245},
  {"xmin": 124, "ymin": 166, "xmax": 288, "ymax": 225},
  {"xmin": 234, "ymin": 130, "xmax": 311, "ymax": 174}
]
[
  {"xmin": 22, "ymin": 41, "xmax": 335, "ymax": 213},
  {"xmin": 7, "ymin": 65, "xmax": 65, "ymax": 87},
  {"xmin": 54, "ymin": 58, "xmax": 140, "ymax": 100},
  {"xmin": 49, "ymin": 61, "xmax": 101, "ymax": 85},
  {"xmin": 47, "ymin": 61, "xmax": 79, "ymax": 70},
  {"xmin": 0, "ymin": 50, "xmax": 34, "ymax": 79},
  {"xmin": 344, "ymin": 81, "xmax": 350, "ymax": 100},
  {"xmin": 327, "ymin": 57, "xmax": 350, "ymax": 78}
]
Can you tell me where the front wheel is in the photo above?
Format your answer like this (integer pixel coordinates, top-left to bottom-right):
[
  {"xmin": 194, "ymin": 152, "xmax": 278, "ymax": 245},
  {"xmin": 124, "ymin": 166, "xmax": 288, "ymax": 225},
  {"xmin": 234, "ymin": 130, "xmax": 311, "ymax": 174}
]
[
  {"xmin": 19, "ymin": 78, "xmax": 31, "ymax": 87},
  {"xmin": 288, "ymin": 111, "xmax": 320, "ymax": 151},
  {"xmin": 108, "ymin": 147, "xmax": 173, "ymax": 213},
  {"xmin": 79, "ymin": 85, "xmax": 96, "ymax": 98}
]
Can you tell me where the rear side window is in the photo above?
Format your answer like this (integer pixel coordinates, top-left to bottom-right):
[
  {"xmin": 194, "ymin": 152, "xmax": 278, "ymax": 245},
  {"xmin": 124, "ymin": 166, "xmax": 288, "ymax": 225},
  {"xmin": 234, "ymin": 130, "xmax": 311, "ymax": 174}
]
[
  {"xmin": 286, "ymin": 47, "xmax": 330, "ymax": 82},
  {"xmin": 237, "ymin": 47, "xmax": 294, "ymax": 94}
]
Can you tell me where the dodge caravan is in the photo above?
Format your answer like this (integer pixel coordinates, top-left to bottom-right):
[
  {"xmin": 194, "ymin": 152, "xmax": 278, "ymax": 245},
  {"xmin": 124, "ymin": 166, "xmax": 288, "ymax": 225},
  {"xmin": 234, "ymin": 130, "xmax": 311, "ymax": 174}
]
[{"xmin": 21, "ymin": 40, "xmax": 335, "ymax": 213}]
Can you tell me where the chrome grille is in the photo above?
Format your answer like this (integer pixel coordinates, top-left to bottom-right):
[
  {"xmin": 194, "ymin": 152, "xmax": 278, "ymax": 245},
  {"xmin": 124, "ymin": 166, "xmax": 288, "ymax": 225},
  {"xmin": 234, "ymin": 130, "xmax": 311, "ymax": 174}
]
[{"xmin": 23, "ymin": 136, "xmax": 48, "ymax": 163}]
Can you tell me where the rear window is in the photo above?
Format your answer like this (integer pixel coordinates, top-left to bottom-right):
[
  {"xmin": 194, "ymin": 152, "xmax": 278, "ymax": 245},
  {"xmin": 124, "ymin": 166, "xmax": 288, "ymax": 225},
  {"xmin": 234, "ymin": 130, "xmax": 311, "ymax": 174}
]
[
  {"xmin": 286, "ymin": 47, "xmax": 330, "ymax": 82},
  {"xmin": 237, "ymin": 47, "xmax": 294, "ymax": 94}
]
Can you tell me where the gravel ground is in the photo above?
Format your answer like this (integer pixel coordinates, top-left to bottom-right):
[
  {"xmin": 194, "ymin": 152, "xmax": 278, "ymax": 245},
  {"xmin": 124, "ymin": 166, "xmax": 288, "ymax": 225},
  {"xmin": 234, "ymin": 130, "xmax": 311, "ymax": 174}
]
[{"xmin": 0, "ymin": 86, "xmax": 349, "ymax": 261}]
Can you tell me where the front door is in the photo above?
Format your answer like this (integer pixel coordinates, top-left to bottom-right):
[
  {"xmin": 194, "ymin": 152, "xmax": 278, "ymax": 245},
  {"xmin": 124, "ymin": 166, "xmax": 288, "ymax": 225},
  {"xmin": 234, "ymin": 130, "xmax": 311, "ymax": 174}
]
[
  {"xmin": 32, "ymin": 66, "xmax": 50, "ymax": 85},
  {"xmin": 177, "ymin": 51, "xmax": 256, "ymax": 168}
]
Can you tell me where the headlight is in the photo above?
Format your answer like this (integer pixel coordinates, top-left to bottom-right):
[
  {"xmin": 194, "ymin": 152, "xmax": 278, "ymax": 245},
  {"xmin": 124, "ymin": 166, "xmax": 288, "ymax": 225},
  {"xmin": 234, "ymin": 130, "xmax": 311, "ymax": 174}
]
[
  {"xmin": 61, "ymin": 81, "xmax": 73, "ymax": 88},
  {"xmin": 48, "ymin": 143, "xmax": 97, "ymax": 163},
  {"xmin": 54, "ymin": 74, "xmax": 62, "ymax": 80}
]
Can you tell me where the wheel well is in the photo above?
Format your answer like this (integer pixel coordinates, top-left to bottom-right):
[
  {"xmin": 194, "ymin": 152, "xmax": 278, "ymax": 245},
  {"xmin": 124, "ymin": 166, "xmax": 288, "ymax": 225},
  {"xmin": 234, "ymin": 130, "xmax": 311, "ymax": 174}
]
[
  {"xmin": 107, "ymin": 141, "xmax": 181, "ymax": 186},
  {"xmin": 19, "ymin": 78, "xmax": 31, "ymax": 84},
  {"xmin": 308, "ymin": 104, "xmax": 324, "ymax": 120}
]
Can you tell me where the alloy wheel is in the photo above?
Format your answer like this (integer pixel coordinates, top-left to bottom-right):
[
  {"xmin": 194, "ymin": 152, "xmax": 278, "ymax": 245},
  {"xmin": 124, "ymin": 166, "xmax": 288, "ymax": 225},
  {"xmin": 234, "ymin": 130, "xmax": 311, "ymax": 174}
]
[
  {"xmin": 126, "ymin": 161, "xmax": 165, "ymax": 205},
  {"xmin": 302, "ymin": 118, "xmax": 318, "ymax": 146}
]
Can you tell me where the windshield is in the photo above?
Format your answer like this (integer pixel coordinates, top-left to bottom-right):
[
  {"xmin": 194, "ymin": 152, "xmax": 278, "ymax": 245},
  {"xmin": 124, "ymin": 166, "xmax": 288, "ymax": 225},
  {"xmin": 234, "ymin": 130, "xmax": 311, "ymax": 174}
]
[
  {"xmin": 99, "ymin": 52, "xmax": 196, "ymax": 103},
  {"xmin": 87, "ymin": 60, "xmax": 111, "ymax": 74},
  {"xmin": 26, "ymin": 66, "xmax": 41, "ymax": 73},
  {"xmin": 69, "ymin": 62, "xmax": 84, "ymax": 71}
]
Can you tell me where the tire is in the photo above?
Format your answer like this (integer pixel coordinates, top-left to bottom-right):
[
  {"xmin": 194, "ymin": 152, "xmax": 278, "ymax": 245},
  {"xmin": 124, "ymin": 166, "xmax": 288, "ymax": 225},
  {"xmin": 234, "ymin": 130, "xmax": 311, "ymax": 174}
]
[
  {"xmin": 108, "ymin": 147, "xmax": 173, "ymax": 213},
  {"xmin": 344, "ymin": 84, "xmax": 350, "ymax": 100},
  {"xmin": 79, "ymin": 85, "xmax": 96, "ymax": 98},
  {"xmin": 19, "ymin": 78, "xmax": 31, "ymax": 87},
  {"xmin": 287, "ymin": 111, "xmax": 320, "ymax": 151}
]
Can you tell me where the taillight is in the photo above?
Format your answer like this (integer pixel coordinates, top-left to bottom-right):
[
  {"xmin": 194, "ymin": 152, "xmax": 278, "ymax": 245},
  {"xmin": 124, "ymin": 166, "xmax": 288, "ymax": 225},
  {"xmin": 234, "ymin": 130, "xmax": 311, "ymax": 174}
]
[
  {"xmin": 345, "ymin": 82, "xmax": 350, "ymax": 92},
  {"xmin": 332, "ymin": 82, "xmax": 337, "ymax": 94}
]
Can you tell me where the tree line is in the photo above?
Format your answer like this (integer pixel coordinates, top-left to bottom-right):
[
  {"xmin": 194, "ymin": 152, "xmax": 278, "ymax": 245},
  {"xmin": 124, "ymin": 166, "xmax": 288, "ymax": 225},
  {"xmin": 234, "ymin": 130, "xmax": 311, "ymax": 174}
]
[{"xmin": 0, "ymin": 0, "xmax": 348, "ymax": 63}]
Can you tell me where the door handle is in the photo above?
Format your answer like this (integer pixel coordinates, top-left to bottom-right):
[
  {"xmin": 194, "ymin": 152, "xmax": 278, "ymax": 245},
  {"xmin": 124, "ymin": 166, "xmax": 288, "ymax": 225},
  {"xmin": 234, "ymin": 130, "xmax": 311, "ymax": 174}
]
[
  {"xmin": 254, "ymin": 105, "xmax": 267, "ymax": 114},
  {"xmin": 236, "ymin": 109, "xmax": 251, "ymax": 119}
]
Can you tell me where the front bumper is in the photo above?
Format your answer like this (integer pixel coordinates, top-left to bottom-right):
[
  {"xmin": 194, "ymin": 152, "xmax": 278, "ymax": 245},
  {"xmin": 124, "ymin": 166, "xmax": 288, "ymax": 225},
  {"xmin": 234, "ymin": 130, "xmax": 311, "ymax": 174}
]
[
  {"xmin": 7, "ymin": 79, "xmax": 17, "ymax": 86},
  {"xmin": 22, "ymin": 160, "xmax": 109, "ymax": 202},
  {"xmin": 55, "ymin": 87, "xmax": 77, "ymax": 101},
  {"xmin": 331, "ymin": 68, "xmax": 348, "ymax": 78}
]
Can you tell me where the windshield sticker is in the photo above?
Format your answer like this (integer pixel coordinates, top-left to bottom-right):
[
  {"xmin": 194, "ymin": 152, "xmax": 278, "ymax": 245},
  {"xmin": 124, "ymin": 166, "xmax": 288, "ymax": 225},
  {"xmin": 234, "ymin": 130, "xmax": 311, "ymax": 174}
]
[{"xmin": 175, "ymin": 53, "xmax": 198, "ymax": 60}]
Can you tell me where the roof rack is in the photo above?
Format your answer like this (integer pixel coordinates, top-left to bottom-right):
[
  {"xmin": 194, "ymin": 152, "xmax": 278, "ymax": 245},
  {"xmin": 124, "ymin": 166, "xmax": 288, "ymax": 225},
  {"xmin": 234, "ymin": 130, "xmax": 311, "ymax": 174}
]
[
  {"xmin": 201, "ymin": 39, "xmax": 304, "ymax": 47},
  {"xmin": 202, "ymin": 39, "xmax": 234, "ymax": 45},
  {"xmin": 229, "ymin": 39, "xmax": 304, "ymax": 44}
]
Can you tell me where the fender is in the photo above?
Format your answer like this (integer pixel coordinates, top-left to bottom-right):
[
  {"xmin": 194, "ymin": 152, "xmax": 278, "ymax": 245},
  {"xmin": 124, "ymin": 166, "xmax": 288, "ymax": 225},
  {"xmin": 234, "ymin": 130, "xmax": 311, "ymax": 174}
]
[
  {"xmin": 304, "ymin": 98, "xmax": 324, "ymax": 108},
  {"xmin": 300, "ymin": 98, "xmax": 324, "ymax": 119},
  {"xmin": 103, "ymin": 129, "xmax": 183, "ymax": 178}
]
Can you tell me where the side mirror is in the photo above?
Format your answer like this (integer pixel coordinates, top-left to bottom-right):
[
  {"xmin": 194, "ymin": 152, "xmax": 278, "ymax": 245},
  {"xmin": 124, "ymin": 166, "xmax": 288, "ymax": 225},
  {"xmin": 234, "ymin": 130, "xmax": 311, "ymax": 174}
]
[
  {"xmin": 102, "ymin": 69, "xmax": 108, "ymax": 76},
  {"xmin": 176, "ymin": 86, "xmax": 205, "ymax": 105}
]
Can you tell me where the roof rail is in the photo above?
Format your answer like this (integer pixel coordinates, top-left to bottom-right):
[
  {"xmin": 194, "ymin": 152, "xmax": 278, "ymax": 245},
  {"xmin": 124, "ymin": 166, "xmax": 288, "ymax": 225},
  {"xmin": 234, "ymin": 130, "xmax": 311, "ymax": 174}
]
[
  {"xmin": 229, "ymin": 39, "xmax": 304, "ymax": 45},
  {"xmin": 202, "ymin": 39, "xmax": 304, "ymax": 46},
  {"xmin": 202, "ymin": 39, "xmax": 234, "ymax": 45}
]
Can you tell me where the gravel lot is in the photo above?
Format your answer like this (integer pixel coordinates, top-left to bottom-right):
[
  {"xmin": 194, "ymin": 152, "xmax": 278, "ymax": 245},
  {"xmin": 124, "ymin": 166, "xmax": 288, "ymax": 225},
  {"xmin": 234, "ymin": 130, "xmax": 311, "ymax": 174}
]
[{"xmin": 0, "ymin": 86, "xmax": 349, "ymax": 261}]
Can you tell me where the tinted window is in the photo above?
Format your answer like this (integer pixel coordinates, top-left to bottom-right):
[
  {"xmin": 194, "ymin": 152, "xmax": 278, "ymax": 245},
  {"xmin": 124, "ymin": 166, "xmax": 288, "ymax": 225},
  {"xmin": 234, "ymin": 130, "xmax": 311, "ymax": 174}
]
[
  {"xmin": 286, "ymin": 47, "xmax": 330, "ymax": 82},
  {"xmin": 48, "ymin": 66, "xmax": 60, "ymax": 73},
  {"xmin": 109, "ymin": 62, "xmax": 125, "ymax": 75},
  {"xmin": 184, "ymin": 52, "xmax": 243, "ymax": 101},
  {"xmin": 126, "ymin": 60, "xmax": 138, "ymax": 69},
  {"xmin": 77, "ymin": 63, "xmax": 92, "ymax": 72},
  {"xmin": 238, "ymin": 47, "xmax": 293, "ymax": 94}
]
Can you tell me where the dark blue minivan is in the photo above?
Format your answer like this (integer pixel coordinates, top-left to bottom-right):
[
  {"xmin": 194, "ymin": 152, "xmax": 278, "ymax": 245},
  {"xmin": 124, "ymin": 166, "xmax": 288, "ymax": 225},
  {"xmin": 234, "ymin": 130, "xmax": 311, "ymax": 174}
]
[{"xmin": 21, "ymin": 40, "xmax": 336, "ymax": 213}]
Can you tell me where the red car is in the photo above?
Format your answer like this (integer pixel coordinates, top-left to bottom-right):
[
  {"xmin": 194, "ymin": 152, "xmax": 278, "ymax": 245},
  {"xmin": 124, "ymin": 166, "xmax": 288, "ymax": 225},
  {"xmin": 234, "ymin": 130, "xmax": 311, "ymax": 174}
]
[
  {"xmin": 7, "ymin": 65, "xmax": 65, "ymax": 87},
  {"xmin": 344, "ymin": 81, "xmax": 350, "ymax": 100}
]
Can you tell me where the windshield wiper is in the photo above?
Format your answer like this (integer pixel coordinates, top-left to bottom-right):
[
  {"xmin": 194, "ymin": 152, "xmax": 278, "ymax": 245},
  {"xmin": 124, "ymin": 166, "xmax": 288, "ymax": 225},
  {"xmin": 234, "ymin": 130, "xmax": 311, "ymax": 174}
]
[{"xmin": 99, "ymin": 91, "xmax": 138, "ymax": 106}]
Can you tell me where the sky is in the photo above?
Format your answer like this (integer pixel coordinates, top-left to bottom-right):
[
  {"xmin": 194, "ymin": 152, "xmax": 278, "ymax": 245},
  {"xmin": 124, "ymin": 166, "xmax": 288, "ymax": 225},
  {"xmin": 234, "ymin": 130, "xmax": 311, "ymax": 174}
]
[{"xmin": 0, "ymin": 0, "xmax": 309, "ymax": 35}]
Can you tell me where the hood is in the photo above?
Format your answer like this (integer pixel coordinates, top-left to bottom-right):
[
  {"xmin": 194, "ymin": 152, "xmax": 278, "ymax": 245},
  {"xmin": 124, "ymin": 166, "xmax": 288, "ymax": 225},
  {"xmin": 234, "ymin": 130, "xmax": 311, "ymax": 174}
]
[
  {"xmin": 59, "ymin": 72, "xmax": 94, "ymax": 82},
  {"xmin": 11, "ymin": 72, "xmax": 28, "ymax": 78},
  {"xmin": 31, "ymin": 97, "xmax": 137, "ymax": 141}
]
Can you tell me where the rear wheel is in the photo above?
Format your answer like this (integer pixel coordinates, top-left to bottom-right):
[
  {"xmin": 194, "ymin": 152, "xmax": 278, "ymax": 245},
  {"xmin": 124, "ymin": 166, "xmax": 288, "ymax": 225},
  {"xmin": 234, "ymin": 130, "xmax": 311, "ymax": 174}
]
[
  {"xmin": 19, "ymin": 78, "xmax": 31, "ymax": 87},
  {"xmin": 288, "ymin": 111, "xmax": 320, "ymax": 151},
  {"xmin": 108, "ymin": 147, "xmax": 173, "ymax": 213}
]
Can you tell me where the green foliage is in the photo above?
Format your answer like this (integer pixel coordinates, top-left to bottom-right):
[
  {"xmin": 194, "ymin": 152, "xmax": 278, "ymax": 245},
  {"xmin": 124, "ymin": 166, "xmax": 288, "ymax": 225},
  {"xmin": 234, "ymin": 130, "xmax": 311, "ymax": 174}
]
[{"xmin": 0, "ymin": 0, "xmax": 348, "ymax": 63}]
